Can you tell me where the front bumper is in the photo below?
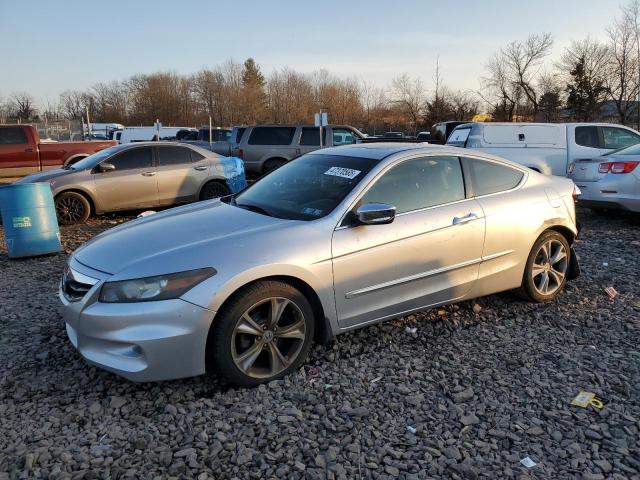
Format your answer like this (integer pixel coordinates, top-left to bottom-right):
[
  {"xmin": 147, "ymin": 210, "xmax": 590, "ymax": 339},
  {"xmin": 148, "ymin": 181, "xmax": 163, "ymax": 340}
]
[
  {"xmin": 60, "ymin": 277, "xmax": 216, "ymax": 382},
  {"xmin": 574, "ymin": 175, "xmax": 640, "ymax": 212}
]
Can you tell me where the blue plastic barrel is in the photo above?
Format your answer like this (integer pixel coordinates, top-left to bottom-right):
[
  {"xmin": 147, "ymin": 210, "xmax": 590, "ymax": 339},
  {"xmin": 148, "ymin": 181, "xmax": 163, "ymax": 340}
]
[{"xmin": 0, "ymin": 183, "xmax": 61, "ymax": 258}]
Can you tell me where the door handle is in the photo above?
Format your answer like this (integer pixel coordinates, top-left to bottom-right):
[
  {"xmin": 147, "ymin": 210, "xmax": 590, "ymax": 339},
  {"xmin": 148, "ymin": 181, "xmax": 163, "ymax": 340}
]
[
  {"xmin": 452, "ymin": 213, "xmax": 478, "ymax": 225},
  {"xmin": 141, "ymin": 171, "xmax": 156, "ymax": 177},
  {"xmin": 24, "ymin": 148, "xmax": 34, "ymax": 153},
  {"xmin": 194, "ymin": 166, "xmax": 208, "ymax": 171}
]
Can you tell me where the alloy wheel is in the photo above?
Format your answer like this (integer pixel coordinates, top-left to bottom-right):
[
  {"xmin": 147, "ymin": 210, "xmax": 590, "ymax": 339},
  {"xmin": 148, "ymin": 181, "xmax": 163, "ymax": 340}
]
[
  {"xmin": 231, "ymin": 297, "xmax": 306, "ymax": 379},
  {"xmin": 56, "ymin": 197, "xmax": 85, "ymax": 224},
  {"xmin": 531, "ymin": 239, "xmax": 568, "ymax": 296}
]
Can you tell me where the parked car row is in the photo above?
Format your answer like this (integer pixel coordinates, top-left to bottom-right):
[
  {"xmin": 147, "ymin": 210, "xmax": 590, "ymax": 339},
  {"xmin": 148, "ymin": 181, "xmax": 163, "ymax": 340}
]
[{"xmin": 446, "ymin": 122, "xmax": 640, "ymax": 212}]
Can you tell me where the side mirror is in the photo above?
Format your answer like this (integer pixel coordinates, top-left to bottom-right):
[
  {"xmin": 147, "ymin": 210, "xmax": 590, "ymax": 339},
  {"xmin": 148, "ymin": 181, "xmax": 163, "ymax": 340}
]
[
  {"xmin": 99, "ymin": 162, "xmax": 116, "ymax": 173},
  {"xmin": 356, "ymin": 203, "xmax": 396, "ymax": 225}
]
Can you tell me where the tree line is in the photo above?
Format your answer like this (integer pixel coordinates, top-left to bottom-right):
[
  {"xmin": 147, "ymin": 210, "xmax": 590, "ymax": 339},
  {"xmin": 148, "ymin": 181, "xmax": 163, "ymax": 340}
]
[{"xmin": 1, "ymin": 1, "xmax": 639, "ymax": 134}]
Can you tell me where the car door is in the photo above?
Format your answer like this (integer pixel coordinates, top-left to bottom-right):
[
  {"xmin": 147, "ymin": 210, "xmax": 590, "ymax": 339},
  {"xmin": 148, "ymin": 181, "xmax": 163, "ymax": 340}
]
[
  {"xmin": 156, "ymin": 145, "xmax": 209, "ymax": 205},
  {"xmin": 93, "ymin": 145, "xmax": 159, "ymax": 211},
  {"xmin": 0, "ymin": 127, "xmax": 39, "ymax": 177},
  {"xmin": 332, "ymin": 155, "xmax": 485, "ymax": 329},
  {"xmin": 298, "ymin": 127, "xmax": 326, "ymax": 155},
  {"xmin": 601, "ymin": 125, "xmax": 640, "ymax": 151},
  {"xmin": 330, "ymin": 127, "xmax": 358, "ymax": 147}
]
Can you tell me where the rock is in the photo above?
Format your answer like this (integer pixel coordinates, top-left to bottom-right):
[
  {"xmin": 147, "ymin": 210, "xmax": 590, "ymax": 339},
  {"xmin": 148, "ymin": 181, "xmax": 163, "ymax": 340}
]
[
  {"xmin": 174, "ymin": 448, "xmax": 196, "ymax": 458},
  {"xmin": 526, "ymin": 426, "xmax": 544, "ymax": 436},
  {"xmin": 345, "ymin": 406, "xmax": 369, "ymax": 417},
  {"xmin": 472, "ymin": 304, "xmax": 482, "ymax": 314},
  {"xmin": 444, "ymin": 446, "xmax": 462, "ymax": 461},
  {"xmin": 453, "ymin": 387, "xmax": 474, "ymax": 403},
  {"xmin": 88, "ymin": 401, "xmax": 102, "ymax": 414},
  {"xmin": 460, "ymin": 414, "xmax": 480, "ymax": 426},
  {"xmin": 385, "ymin": 466, "xmax": 400, "ymax": 476},
  {"xmin": 593, "ymin": 460, "xmax": 612, "ymax": 473},
  {"xmin": 110, "ymin": 396, "xmax": 127, "ymax": 409}
]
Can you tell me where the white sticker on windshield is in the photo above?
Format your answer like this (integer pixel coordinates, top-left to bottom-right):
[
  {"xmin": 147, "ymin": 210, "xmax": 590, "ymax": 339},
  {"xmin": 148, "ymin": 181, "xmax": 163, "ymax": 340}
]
[{"xmin": 324, "ymin": 167, "xmax": 361, "ymax": 179}]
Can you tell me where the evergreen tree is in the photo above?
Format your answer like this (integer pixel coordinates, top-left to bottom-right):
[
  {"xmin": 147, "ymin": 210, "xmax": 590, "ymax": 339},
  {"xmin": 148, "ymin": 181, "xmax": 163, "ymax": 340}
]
[
  {"xmin": 566, "ymin": 56, "xmax": 606, "ymax": 121},
  {"xmin": 242, "ymin": 58, "xmax": 265, "ymax": 88}
]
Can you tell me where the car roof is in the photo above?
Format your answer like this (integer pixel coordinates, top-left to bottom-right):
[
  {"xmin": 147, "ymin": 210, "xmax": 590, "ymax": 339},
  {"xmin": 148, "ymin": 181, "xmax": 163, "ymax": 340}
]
[{"xmin": 308, "ymin": 143, "xmax": 532, "ymax": 172}]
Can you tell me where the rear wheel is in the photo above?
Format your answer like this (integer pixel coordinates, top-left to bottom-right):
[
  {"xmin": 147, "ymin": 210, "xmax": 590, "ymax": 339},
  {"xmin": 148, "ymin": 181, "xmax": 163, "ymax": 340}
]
[
  {"xmin": 263, "ymin": 158, "xmax": 287, "ymax": 173},
  {"xmin": 208, "ymin": 281, "xmax": 315, "ymax": 387},
  {"xmin": 55, "ymin": 192, "xmax": 91, "ymax": 224},
  {"xmin": 519, "ymin": 231, "xmax": 570, "ymax": 302},
  {"xmin": 200, "ymin": 181, "xmax": 229, "ymax": 201}
]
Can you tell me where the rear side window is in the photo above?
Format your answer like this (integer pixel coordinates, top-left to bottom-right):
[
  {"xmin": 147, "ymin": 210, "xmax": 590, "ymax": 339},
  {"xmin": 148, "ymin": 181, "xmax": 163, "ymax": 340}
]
[
  {"xmin": 190, "ymin": 150, "xmax": 206, "ymax": 161},
  {"xmin": 109, "ymin": 147, "xmax": 153, "ymax": 171},
  {"xmin": 157, "ymin": 146, "xmax": 192, "ymax": 166},
  {"xmin": 300, "ymin": 127, "xmax": 327, "ymax": 146},
  {"xmin": 602, "ymin": 126, "xmax": 640, "ymax": 150},
  {"xmin": 235, "ymin": 127, "xmax": 246, "ymax": 143},
  {"xmin": 0, "ymin": 127, "xmax": 28, "ymax": 144},
  {"xmin": 575, "ymin": 126, "xmax": 600, "ymax": 148},
  {"xmin": 467, "ymin": 158, "xmax": 524, "ymax": 196},
  {"xmin": 248, "ymin": 127, "xmax": 296, "ymax": 145}
]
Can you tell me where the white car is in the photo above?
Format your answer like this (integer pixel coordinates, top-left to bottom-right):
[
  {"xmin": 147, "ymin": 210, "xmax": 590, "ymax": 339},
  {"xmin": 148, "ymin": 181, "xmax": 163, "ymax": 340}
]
[{"xmin": 447, "ymin": 122, "xmax": 640, "ymax": 176}]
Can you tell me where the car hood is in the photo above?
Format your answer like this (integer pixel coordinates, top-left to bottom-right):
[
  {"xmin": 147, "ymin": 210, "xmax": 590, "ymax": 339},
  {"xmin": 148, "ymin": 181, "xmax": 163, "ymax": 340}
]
[
  {"xmin": 15, "ymin": 168, "xmax": 74, "ymax": 184},
  {"xmin": 73, "ymin": 200, "xmax": 290, "ymax": 277}
]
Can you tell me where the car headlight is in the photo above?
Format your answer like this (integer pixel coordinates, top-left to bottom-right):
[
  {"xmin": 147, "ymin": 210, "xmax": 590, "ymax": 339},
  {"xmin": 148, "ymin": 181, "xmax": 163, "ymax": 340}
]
[{"xmin": 99, "ymin": 268, "xmax": 216, "ymax": 303}]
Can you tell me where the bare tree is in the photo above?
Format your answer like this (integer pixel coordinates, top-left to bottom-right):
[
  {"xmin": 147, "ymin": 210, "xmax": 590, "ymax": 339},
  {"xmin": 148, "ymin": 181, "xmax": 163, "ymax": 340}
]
[
  {"xmin": 10, "ymin": 92, "xmax": 37, "ymax": 121},
  {"xmin": 390, "ymin": 73, "xmax": 425, "ymax": 134},
  {"xmin": 606, "ymin": 7, "xmax": 640, "ymax": 124},
  {"xmin": 624, "ymin": 0, "xmax": 640, "ymax": 128}
]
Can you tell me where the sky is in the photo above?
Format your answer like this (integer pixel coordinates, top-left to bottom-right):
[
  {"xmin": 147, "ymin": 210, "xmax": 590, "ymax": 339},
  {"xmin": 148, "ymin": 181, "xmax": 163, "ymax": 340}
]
[{"xmin": 0, "ymin": 0, "xmax": 613, "ymax": 106}]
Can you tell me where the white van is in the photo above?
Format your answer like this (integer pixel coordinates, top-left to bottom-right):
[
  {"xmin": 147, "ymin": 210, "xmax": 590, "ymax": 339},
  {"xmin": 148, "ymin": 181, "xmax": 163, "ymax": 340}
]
[
  {"xmin": 446, "ymin": 122, "xmax": 640, "ymax": 175},
  {"xmin": 118, "ymin": 126, "xmax": 186, "ymax": 144}
]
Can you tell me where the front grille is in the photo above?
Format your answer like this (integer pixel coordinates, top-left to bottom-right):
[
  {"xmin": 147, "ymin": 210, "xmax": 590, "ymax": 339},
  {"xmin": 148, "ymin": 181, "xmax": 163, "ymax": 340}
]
[{"xmin": 61, "ymin": 267, "xmax": 96, "ymax": 302}]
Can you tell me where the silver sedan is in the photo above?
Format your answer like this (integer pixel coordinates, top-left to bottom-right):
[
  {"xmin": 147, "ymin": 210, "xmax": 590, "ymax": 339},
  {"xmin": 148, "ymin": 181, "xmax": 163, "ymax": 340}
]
[
  {"xmin": 60, "ymin": 144, "xmax": 581, "ymax": 386},
  {"xmin": 569, "ymin": 143, "xmax": 640, "ymax": 213},
  {"xmin": 16, "ymin": 142, "xmax": 246, "ymax": 224}
]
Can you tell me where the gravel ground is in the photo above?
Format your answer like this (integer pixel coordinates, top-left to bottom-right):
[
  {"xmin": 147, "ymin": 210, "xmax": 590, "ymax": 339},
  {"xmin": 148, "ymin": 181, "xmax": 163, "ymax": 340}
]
[{"xmin": 0, "ymin": 209, "xmax": 639, "ymax": 479}]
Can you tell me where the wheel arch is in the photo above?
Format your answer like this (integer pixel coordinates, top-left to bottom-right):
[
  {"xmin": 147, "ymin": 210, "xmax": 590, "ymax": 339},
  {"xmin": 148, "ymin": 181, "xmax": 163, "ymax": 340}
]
[
  {"xmin": 205, "ymin": 274, "xmax": 332, "ymax": 372},
  {"xmin": 199, "ymin": 177, "xmax": 230, "ymax": 198},
  {"xmin": 54, "ymin": 188, "xmax": 96, "ymax": 215},
  {"xmin": 63, "ymin": 154, "xmax": 88, "ymax": 166}
]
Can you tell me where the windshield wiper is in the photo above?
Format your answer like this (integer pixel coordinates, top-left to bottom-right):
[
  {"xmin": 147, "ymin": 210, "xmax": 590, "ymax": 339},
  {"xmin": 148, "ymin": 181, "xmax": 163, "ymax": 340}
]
[{"xmin": 236, "ymin": 202, "xmax": 273, "ymax": 217}]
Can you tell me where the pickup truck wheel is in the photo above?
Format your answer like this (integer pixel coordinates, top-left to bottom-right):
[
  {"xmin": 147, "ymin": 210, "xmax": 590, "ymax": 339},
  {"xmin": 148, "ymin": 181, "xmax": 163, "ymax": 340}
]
[
  {"xmin": 55, "ymin": 192, "xmax": 90, "ymax": 224},
  {"xmin": 263, "ymin": 158, "xmax": 287, "ymax": 173},
  {"xmin": 200, "ymin": 181, "xmax": 229, "ymax": 201}
]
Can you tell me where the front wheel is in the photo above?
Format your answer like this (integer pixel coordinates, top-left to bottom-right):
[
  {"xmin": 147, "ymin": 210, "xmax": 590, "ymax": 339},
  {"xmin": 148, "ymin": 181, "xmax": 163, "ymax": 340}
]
[
  {"xmin": 55, "ymin": 192, "xmax": 91, "ymax": 224},
  {"xmin": 208, "ymin": 281, "xmax": 315, "ymax": 387},
  {"xmin": 519, "ymin": 231, "xmax": 570, "ymax": 302},
  {"xmin": 200, "ymin": 181, "xmax": 229, "ymax": 201}
]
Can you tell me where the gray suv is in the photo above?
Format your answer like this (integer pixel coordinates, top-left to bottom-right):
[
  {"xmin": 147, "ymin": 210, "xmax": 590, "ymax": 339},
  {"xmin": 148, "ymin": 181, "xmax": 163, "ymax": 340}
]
[{"xmin": 231, "ymin": 124, "xmax": 364, "ymax": 173}]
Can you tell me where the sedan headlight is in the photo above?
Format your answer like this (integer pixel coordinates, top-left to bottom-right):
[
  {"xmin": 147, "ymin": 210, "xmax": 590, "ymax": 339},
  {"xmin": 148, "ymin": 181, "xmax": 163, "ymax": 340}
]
[{"xmin": 99, "ymin": 268, "xmax": 216, "ymax": 303}]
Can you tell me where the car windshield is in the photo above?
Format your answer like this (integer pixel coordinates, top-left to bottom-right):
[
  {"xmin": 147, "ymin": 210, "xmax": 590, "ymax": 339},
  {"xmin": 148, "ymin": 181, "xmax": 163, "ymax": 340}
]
[
  {"xmin": 69, "ymin": 145, "xmax": 124, "ymax": 170},
  {"xmin": 232, "ymin": 154, "xmax": 378, "ymax": 220},
  {"xmin": 604, "ymin": 143, "xmax": 640, "ymax": 156}
]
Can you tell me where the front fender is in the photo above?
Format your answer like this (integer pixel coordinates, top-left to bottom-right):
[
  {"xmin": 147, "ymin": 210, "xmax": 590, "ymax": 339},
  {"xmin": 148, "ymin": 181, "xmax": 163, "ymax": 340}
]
[{"xmin": 181, "ymin": 261, "xmax": 338, "ymax": 334}]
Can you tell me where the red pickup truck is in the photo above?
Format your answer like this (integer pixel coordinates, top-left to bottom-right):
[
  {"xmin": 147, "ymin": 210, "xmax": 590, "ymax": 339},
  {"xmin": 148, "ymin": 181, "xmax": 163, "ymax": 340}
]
[{"xmin": 0, "ymin": 125, "xmax": 116, "ymax": 179}]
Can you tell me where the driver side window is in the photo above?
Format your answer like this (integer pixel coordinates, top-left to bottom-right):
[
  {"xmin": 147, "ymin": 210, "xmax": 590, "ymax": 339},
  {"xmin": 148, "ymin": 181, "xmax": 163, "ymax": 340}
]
[
  {"xmin": 359, "ymin": 156, "xmax": 465, "ymax": 214},
  {"xmin": 108, "ymin": 147, "xmax": 153, "ymax": 170}
]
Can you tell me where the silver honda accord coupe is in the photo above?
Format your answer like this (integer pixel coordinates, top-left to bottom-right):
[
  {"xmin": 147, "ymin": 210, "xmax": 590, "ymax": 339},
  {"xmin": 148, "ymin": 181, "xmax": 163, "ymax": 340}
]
[
  {"xmin": 60, "ymin": 143, "xmax": 581, "ymax": 386},
  {"xmin": 17, "ymin": 142, "xmax": 246, "ymax": 224}
]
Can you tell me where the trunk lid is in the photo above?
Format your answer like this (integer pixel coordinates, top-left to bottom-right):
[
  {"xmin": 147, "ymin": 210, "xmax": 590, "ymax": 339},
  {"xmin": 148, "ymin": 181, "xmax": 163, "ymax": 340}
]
[{"xmin": 571, "ymin": 158, "xmax": 606, "ymax": 182}]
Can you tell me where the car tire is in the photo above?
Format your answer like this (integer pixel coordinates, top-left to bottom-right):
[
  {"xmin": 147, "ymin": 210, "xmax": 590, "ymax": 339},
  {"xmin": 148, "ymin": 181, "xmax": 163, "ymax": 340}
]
[
  {"xmin": 200, "ymin": 181, "xmax": 229, "ymax": 201},
  {"xmin": 519, "ymin": 230, "xmax": 571, "ymax": 303},
  {"xmin": 263, "ymin": 158, "xmax": 287, "ymax": 173},
  {"xmin": 208, "ymin": 281, "xmax": 315, "ymax": 387},
  {"xmin": 55, "ymin": 192, "xmax": 91, "ymax": 225}
]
